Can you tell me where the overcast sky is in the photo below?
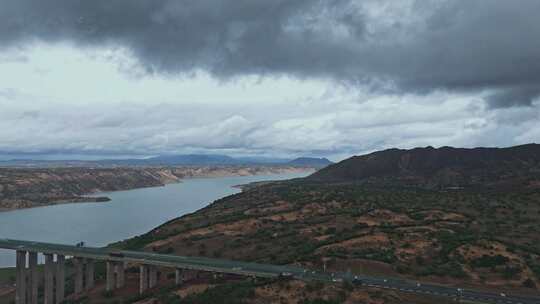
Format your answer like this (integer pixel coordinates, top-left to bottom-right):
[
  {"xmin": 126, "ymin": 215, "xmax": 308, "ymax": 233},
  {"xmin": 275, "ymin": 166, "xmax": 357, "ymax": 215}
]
[{"xmin": 0, "ymin": 0, "xmax": 539, "ymax": 161}]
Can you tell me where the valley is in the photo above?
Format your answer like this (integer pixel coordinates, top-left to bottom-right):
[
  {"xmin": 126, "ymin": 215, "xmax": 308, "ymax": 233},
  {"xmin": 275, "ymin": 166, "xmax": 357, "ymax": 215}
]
[{"xmin": 2, "ymin": 144, "xmax": 540, "ymax": 303}]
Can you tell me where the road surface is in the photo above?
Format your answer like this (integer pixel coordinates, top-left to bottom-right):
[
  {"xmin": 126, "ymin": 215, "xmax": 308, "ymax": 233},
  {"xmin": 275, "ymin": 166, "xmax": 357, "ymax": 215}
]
[{"xmin": 1, "ymin": 238, "xmax": 538, "ymax": 304}]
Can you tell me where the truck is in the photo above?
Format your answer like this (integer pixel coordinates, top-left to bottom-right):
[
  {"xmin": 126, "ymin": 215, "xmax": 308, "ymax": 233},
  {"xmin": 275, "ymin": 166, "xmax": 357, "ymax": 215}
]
[{"xmin": 108, "ymin": 251, "xmax": 125, "ymax": 258}]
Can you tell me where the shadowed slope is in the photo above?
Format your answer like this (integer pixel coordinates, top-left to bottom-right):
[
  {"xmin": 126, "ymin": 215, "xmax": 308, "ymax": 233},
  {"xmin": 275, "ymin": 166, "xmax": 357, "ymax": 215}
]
[{"xmin": 307, "ymin": 144, "xmax": 540, "ymax": 188}]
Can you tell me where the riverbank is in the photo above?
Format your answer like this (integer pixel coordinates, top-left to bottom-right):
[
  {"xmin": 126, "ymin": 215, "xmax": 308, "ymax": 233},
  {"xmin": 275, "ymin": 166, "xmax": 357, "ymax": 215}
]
[
  {"xmin": 0, "ymin": 196, "xmax": 111, "ymax": 212},
  {"xmin": 0, "ymin": 166, "xmax": 313, "ymax": 212},
  {"xmin": 0, "ymin": 172, "xmax": 316, "ymax": 301}
]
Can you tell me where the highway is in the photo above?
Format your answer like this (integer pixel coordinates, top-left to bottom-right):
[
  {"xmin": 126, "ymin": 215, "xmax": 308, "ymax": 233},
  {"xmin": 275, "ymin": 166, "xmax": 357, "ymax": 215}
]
[
  {"xmin": 345, "ymin": 275, "xmax": 540, "ymax": 304},
  {"xmin": 1, "ymin": 238, "xmax": 539, "ymax": 304}
]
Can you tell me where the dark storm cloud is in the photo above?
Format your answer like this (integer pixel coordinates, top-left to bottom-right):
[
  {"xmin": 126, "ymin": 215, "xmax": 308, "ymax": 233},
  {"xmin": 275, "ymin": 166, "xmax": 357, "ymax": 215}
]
[
  {"xmin": 1, "ymin": 0, "xmax": 540, "ymax": 108},
  {"xmin": 486, "ymin": 86, "xmax": 540, "ymax": 108}
]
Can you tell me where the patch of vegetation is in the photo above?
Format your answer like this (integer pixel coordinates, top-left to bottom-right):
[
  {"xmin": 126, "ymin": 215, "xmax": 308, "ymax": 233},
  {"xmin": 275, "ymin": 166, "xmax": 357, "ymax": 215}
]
[
  {"xmin": 116, "ymin": 173, "xmax": 540, "ymax": 297},
  {"xmin": 471, "ymin": 255, "xmax": 509, "ymax": 268},
  {"xmin": 181, "ymin": 282, "xmax": 256, "ymax": 304},
  {"xmin": 416, "ymin": 261, "xmax": 468, "ymax": 278},
  {"xmin": 350, "ymin": 248, "xmax": 397, "ymax": 264},
  {"xmin": 300, "ymin": 299, "xmax": 341, "ymax": 304},
  {"xmin": 0, "ymin": 268, "xmax": 16, "ymax": 285},
  {"xmin": 531, "ymin": 264, "xmax": 540, "ymax": 278}
]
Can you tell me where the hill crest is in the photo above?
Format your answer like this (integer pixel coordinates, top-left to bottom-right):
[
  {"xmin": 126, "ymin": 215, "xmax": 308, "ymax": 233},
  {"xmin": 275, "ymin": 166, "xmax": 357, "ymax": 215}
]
[{"xmin": 307, "ymin": 143, "xmax": 540, "ymax": 189}]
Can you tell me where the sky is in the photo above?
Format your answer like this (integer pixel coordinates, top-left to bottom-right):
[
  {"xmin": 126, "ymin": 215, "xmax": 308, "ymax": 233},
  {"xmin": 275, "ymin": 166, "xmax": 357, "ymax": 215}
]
[{"xmin": 0, "ymin": 0, "xmax": 539, "ymax": 161}]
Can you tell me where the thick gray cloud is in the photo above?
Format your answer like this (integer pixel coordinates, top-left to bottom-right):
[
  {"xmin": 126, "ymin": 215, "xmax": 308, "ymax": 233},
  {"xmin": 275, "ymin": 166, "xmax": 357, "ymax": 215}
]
[
  {"xmin": 1, "ymin": 0, "xmax": 540, "ymax": 108},
  {"xmin": 1, "ymin": 92, "xmax": 538, "ymax": 161},
  {"xmin": 1, "ymin": 0, "xmax": 539, "ymax": 160},
  {"xmin": 486, "ymin": 86, "xmax": 540, "ymax": 108}
]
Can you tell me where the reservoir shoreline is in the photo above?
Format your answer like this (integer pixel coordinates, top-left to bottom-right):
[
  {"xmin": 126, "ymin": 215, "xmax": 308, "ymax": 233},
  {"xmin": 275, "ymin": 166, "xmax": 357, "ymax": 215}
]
[
  {"xmin": 0, "ymin": 171, "xmax": 312, "ymax": 267},
  {"xmin": 0, "ymin": 166, "xmax": 313, "ymax": 212}
]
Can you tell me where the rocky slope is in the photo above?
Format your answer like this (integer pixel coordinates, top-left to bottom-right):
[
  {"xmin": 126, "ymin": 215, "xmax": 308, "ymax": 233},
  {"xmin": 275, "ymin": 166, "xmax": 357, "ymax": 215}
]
[
  {"xmin": 108, "ymin": 144, "xmax": 540, "ymax": 303},
  {"xmin": 0, "ymin": 166, "xmax": 311, "ymax": 211}
]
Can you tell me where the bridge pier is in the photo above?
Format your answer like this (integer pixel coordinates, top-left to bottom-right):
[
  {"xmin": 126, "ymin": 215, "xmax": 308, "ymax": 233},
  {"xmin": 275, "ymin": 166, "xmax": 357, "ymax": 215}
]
[
  {"xmin": 116, "ymin": 262, "xmax": 125, "ymax": 288},
  {"xmin": 43, "ymin": 254, "xmax": 54, "ymax": 304},
  {"xmin": 149, "ymin": 265, "xmax": 158, "ymax": 288},
  {"xmin": 15, "ymin": 251, "xmax": 91, "ymax": 304},
  {"xmin": 74, "ymin": 257, "xmax": 84, "ymax": 294},
  {"xmin": 15, "ymin": 251, "xmax": 26, "ymax": 304},
  {"xmin": 106, "ymin": 261, "xmax": 115, "ymax": 291},
  {"xmin": 56, "ymin": 255, "xmax": 65, "ymax": 303},
  {"xmin": 139, "ymin": 265, "xmax": 148, "ymax": 294},
  {"xmin": 16, "ymin": 251, "xmax": 66, "ymax": 304},
  {"xmin": 175, "ymin": 268, "xmax": 183, "ymax": 285},
  {"xmin": 86, "ymin": 259, "xmax": 95, "ymax": 290},
  {"xmin": 28, "ymin": 252, "xmax": 38, "ymax": 304},
  {"xmin": 138, "ymin": 264, "xmax": 158, "ymax": 294},
  {"xmin": 105, "ymin": 261, "xmax": 125, "ymax": 291}
]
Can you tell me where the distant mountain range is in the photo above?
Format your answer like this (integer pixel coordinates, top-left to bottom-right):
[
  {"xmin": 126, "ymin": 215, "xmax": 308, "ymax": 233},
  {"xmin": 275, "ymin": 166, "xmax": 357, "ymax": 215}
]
[
  {"xmin": 307, "ymin": 143, "xmax": 540, "ymax": 189},
  {"xmin": 0, "ymin": 154, "xmax": 333, "ymax": 168},
  {"xmin": 287, "ymin": 157, "xmax": 333, "ymax": 166}
]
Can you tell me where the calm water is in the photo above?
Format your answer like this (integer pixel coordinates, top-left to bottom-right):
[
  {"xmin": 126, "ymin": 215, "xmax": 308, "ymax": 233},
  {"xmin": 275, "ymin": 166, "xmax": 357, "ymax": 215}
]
[{"xmin": 0, "ymin": 172, "xmax": 310, "ymax": 267}]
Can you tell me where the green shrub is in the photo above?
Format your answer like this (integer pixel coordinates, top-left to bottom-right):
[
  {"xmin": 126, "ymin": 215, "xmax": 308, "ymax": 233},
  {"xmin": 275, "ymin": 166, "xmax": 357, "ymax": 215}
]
[
  {"xmin": 471, "ymin": 254, "xmax": 509, "ymax": 268},
  {"xmin": 529, "ymin": 264, "xmax": 540, "ymax": 279},
  {"xmin": 301, "ymin": 299, "xmax": 341, "ymax": 304},
  {"xmin": 182, "ymin": 282, "xmax": 255, "ymax": 304},
  {"xmin": 502, "ymin": 266, "xmax": 521, "ymax": 279},
  {"xmin": 326, "ymin": 227, "xmax": 337, "ymax": 235},
  {"xmin": 523, "ymin": 278, "xmax": 536, "ymax": 288}
]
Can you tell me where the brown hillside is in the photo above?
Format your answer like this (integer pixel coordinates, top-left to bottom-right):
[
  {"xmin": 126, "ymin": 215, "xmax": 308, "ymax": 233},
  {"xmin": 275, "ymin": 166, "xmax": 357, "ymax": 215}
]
[{"xmin": 308, "ymin": 144, "xmax": 540, "ymax": 189}]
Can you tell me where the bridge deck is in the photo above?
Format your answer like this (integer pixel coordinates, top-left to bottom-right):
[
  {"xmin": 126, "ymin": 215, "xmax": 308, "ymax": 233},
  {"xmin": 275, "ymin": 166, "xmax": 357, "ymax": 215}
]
[
  {"xmin": 0, "ymin": 238, "xmax": 304, "ymax": 278},
  {"xmin": 1, "ymin": 238, "xmax": 539, "ymax": 304}
]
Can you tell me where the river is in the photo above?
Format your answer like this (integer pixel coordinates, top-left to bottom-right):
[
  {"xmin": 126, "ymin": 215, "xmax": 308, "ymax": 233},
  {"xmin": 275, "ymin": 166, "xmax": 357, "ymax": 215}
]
[{"xmin": 0, "ymin": 172, "xmax": 311, "ymax": 267}]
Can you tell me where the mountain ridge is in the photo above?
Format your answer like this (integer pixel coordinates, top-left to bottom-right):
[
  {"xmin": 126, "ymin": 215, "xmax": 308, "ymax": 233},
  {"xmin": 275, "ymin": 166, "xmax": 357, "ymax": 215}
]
[
  {"xmin": 307, "ymin": 143, "xmax": 540, "ymax": 189},
  {"xmin": 0, "ymin": 154, "xmax": 332, "ymax": 168},
  {"xmin": 114, "ymin": 143, "xmax": 540, "ymax": 302}
]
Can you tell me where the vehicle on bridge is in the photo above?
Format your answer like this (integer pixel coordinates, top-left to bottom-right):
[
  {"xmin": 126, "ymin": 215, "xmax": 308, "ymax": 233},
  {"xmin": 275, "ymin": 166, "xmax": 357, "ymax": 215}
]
[
  {"xmin": 109, "ymin": 251, "xmax": 125, "ymax": 258},
  {"xmin": 278, "ymin": 272, "xmax": 294, "ymax": 279}
]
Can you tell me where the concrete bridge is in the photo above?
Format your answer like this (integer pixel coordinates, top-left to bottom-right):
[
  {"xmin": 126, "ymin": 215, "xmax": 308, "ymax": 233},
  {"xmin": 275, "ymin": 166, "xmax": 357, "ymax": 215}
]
[
  {"xmin": 0, "ymin": 238, "xmax": 305, "ymax": 304},
  {"xmin": 2, "ymin": 238, "xmax": 540, "ymax": 304}
]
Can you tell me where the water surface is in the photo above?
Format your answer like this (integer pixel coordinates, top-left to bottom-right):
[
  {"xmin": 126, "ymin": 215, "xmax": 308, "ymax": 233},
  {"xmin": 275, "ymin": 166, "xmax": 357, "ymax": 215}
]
[{"xmin": 0, "ymin": 172, "xmax": 310, "ymax": 267}]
